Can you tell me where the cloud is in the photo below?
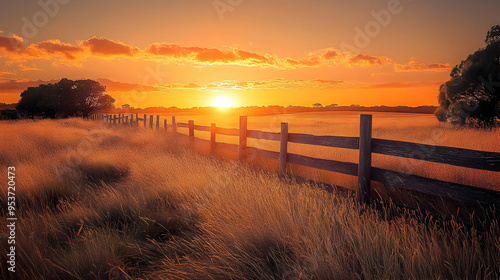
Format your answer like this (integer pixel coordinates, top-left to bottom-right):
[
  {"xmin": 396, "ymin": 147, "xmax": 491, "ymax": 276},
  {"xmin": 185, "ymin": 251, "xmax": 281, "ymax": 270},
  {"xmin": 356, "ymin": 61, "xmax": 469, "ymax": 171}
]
[
  {"xmin": 26, "ymin": 40, "xmax": 84, "ymax": 60},
  {"xmin": 146, "ymin": 43, "xmax": 276, "ymax": 66},
  {"xmin": 349, "ymin": 54, "xmax": 392, "ymax": 67},
  {"xmin": 0, "ymin": 78, "xmax": 159, "ymax": 94},
  {"xmin": 80, "ymin": 38, "xmax": 139, "ymax": 57},
  {"xmin": 0, "ymin": 33, "xmax": 23, "ymax": 53},
  {"xmin": 158, "ymin": 78, "xmax": 344, "ymax": 92},
  {"xmin": 0, "ymin": 79, "xmax": 58, "ymax": 93},
  {"xmin": 160, "ymin": 82, "xmax": 202, "ymax": 90},
  {"xmin": 95, "ymin": 78, "xmax": 157, "ymax": 92},
  {"xmin": 323, "ymin": 50, "xmax": 338, "ymax": 60},
  {"xmin": 367, "ymin": 81, "xmax": 441, "ymax": 89},
  {"xmin": 0, "ymin": 77, "xmax": 344, "ymax": 96},
  {"xmin": 283, "ymin": 49, "xmax": 391, "ymax": 68},
  {"xmin": 0, "ymin": 34, "xmax": 440, "ymax": 72},
  {"xmin": 394, "ymin": 57, "xmax": 450, "ymax": 72},
  {"xmin": 0, "ymin": 71, "xmax": 15, "ymax": 77},
  {"xmin": 18, "ymin": 64, "xmax": 41, "ymax": 71}
]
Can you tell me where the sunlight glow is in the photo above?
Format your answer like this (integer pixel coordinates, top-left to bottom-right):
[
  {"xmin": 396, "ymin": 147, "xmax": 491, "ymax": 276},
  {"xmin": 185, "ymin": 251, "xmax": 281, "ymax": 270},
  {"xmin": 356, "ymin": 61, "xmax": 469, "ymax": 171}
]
[{"xmin": 212, "ymin": 96, "xmax": 233, "ymax": 108}]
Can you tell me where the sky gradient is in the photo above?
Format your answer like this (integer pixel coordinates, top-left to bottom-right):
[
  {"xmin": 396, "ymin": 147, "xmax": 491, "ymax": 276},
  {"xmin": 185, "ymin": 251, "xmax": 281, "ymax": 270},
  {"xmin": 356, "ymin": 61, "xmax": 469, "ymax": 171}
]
[{"xmin": 1, "ymin": 0, "xmax": 499, "ymax": 108}]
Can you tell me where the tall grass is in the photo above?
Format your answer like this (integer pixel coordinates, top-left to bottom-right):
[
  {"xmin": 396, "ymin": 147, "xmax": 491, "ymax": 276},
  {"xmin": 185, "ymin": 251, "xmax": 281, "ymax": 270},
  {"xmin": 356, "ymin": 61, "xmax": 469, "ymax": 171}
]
[{"xmin": 0, "ymin": 118, "xmax": 498, "ymax": 279}]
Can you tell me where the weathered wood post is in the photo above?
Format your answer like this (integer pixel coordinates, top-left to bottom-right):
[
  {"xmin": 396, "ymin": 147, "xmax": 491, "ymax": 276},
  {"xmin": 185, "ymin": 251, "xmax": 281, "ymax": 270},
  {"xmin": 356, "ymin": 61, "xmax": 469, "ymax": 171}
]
[
  {"xmin": 188, "ymin": 120, "xmax": 194, "ymax": 137},
  {"xmin": 156, "ymin": 115, "xmax": 160, "ymax": 129},
  {"xmin": 113, "ymin": 115, "xmax": 117, "ymax": 124},
  {"xmin": 357, "ymin": 114, "xmax": 372, "ymax": 204},
  {"xmin": 143, "ymin": 114, "xmax": 147, "ymax": 128},
  {"xmin": 149, "ymin": 115, "xmax": 154, "ymax": 129},
  {"xmin": 279, "ymin": 122, "xmax": 289, "ymax": 178},
  {"xmin": 172, "ymin": 116, "xmax": 177, "ymax": 133},
  {"xmin": 210, "ymin": 123, "xmax": 216, "ymax": 156},
  {"xmin": 239, "ymin": 116, "xmax": 247, "ymax": 161},
  {"xmin": 130, "ymin": 114, "xmax": 134, "ymax": 125},
  {"xmin": 164, "ymin": 119, "xmax": 167, "ymax": 131},
  {"xmin": 125, "ymin": 116, "xmax": 128, "ymax": 124},
  {"xmin": 188, "ymin": 120, "xmax": 195, "ymax": 145},
  {"xmin": 118, "ymin": 114, "xmax": 122, "ymax": 124}
]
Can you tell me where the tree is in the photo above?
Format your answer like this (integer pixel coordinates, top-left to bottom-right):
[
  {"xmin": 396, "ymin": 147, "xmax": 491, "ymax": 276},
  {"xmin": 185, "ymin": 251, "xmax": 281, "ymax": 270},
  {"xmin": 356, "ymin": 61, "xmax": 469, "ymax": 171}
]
[
  {"xmin": 485, "ymin": 25, "xmax": 500, "ymax": 45},
  {"xmin": 17, "ymin": 78, "xmax": 115, "ymax": 118},
  {"xmin": 435, "ymin": 25, "xmax": 500, "ymax": 128},
  {"xmin": 313, "ymin": 103, "xmax": 323, "ymax": 108}
]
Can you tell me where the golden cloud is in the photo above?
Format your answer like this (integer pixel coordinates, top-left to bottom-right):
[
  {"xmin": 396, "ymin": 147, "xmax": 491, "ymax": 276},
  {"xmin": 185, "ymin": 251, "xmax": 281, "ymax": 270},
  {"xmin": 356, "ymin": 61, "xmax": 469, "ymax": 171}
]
[{"xmin": 394, "ymin": 57, "xmax": 450, "ymax": 72}]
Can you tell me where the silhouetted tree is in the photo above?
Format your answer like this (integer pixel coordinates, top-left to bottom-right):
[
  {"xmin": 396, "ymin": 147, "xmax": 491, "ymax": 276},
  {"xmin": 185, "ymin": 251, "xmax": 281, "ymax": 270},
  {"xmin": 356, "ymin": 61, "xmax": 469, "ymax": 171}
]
[
  {"xmin": 435, "ymin": 25, "xmax": 500, "ymax": 127},
  {"xmin": 17, "ymin": 78, "xmax": 115, "ymax": 118},
  {"xmin": 313, "ymin": 103, "xmax": 323, "ymax": 108},
  {"xmin": 485, "ymin": 25, "xmax": 500, "ymax": 45}
]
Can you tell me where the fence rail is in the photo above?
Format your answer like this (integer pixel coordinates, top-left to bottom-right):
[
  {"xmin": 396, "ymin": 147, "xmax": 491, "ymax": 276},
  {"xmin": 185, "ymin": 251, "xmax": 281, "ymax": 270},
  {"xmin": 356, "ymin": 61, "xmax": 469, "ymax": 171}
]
[{"xmin": 89, "ymin": 113, "xmax": 500, "ymax": 208}]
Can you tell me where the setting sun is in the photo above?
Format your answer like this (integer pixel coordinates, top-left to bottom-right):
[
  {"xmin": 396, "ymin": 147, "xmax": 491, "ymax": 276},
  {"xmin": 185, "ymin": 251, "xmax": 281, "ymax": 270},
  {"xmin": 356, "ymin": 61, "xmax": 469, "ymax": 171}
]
[{"xmin": 212, "ymin": 96, "xmax": 234, "ymax": 108}]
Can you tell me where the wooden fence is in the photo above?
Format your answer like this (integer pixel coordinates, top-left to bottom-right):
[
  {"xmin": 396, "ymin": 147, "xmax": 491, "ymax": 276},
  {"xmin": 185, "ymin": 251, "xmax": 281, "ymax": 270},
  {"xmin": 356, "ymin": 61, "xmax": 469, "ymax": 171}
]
[{"xmin": 89, "ymin": 113, "xmax": 500, "ymax": 208}]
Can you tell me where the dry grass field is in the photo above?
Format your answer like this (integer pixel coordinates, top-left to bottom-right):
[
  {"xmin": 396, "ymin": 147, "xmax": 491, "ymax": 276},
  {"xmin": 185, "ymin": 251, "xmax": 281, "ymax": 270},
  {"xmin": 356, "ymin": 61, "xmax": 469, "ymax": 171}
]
[{"xmin": 0, "ymin": 117, "xmax": 499, "ymax": 279}]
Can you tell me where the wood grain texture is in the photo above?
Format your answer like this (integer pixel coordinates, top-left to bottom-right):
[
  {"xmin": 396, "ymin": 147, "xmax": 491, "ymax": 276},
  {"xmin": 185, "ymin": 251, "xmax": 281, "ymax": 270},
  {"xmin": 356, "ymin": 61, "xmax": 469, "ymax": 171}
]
[
  {"xmin": 288, "ymin": 133, "xmax": 359, "ymax": 149},
  {"xmin": 372, "ymin": 138, "xmax": 500, "ymax": 172},
  {"xmin": 372, "ymin": 167, "xmax": 500, "ymax": 207}
]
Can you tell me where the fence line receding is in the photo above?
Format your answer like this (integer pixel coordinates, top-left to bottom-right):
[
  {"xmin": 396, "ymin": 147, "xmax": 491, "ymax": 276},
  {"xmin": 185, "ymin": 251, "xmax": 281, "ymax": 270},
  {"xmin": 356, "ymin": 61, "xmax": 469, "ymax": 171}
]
[{"xmin": 89, "ymin": 113, "xmax": 500, "ymax": 208}]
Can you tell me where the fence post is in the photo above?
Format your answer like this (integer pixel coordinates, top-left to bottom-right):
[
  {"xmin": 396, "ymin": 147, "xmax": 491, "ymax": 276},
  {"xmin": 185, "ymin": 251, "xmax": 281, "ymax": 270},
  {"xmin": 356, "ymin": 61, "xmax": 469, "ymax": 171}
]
[
  {"xmin": 143, "ymin": 114, "xmax": 147, "ymax": 128},
  {"xmin": 357, "ymin": 114, "xmax": 372, "ymax": 204},
  {"xmin": 279, "ymin": 122, "xmax": 289, "ymax": 178},
  {"xmin": 156, "ymin": 115, "xmax": 160, "ymax": 129},
  {"xmin": 172, "ymin": 116, "xmax": 177, "ymax": 133},
  {"xmin": 164, "ymin": 119, "xmax": 167, "ymax": 131},
  {"xmin": 119, "ymin": 114, "xmax": 122, "ymax": 124},
  {"xmin": 188, "ymin": 120, "xmax": 194, "ymax": 137},
  {"xmin": 113, "ymin": 115, "xmax": 117, "ymax": 124},
  {"xmin": 149, "ymin": 115, "xmax": 153, "ymax": 129},
  {"xmin": 210, "ymin": 123, "xmax": 216, "ymax": 156},
  {"xmin": 239, "ymin": 116, "xmax": 247, "ymax": 161},
  {"xmin": 189, "ymin": 120, "xmax": 195, "ymax": 145},
  {"xmin": 130, "ymin": 114, "xmax": 134, "ymax": 125},
  {"xmin": 125, "ymin": 116, "xmax": 128, "ymax": 124}
]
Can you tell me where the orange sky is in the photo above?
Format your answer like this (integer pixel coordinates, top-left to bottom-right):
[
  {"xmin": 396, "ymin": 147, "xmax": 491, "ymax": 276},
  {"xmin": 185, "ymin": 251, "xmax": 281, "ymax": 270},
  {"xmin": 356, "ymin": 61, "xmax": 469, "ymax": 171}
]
[{"xmin": 0, "ymin": 0, "xmax": 499, "ymax": 108}]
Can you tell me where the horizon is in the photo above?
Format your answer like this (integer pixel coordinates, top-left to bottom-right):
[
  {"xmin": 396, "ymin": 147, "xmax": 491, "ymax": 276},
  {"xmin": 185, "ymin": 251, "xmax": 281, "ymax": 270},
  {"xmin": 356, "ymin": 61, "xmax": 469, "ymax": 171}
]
[{"xmin": 1, "ymin": 0, "xmax": 499, "ymax": 109}]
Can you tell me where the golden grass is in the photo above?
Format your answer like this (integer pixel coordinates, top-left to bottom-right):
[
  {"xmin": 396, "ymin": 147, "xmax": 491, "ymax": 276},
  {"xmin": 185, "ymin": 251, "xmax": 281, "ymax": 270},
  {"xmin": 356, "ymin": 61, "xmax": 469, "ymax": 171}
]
[{"xmin": 0, "ymin": 118, "xmax": 498, "ymax": 279}]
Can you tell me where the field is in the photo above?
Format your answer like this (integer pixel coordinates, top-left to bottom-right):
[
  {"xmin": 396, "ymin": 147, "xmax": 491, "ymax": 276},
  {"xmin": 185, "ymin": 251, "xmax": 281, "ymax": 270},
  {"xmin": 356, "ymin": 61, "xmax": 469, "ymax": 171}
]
[{"xmin": 0, "ymin": 115, "xmax": 499, "ymax": 279}]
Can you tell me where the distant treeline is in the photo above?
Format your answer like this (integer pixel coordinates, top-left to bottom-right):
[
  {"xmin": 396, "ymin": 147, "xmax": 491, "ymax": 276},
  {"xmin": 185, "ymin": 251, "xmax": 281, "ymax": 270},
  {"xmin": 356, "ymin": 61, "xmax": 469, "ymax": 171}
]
[
  {"xmin": 1, "ymin": 103, "xmax": 437, "ymax": 119},
  {"xmin": 103, "ymin": 105, "xmax": 438, "ymax": 116}
]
